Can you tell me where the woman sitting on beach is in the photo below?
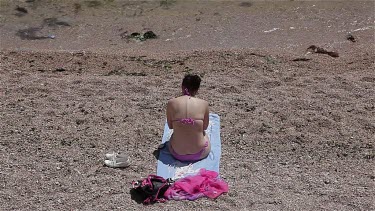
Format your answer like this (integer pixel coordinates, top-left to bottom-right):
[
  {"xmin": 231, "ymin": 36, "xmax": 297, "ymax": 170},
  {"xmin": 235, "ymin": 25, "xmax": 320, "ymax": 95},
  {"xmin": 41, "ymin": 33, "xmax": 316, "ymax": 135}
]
[{"xmin": 166, "ymin": 74, "xmax": 211, "ymax": 162}]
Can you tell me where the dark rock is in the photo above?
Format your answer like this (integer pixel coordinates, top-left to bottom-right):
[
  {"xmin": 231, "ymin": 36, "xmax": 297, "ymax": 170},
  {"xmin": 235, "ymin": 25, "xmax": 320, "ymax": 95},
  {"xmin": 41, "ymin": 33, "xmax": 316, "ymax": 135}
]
[
  {"xmin": 106, "ymin": 69, "xmax": 122, "ymax": 76},
  {"xmin": 307, "ymin": 45, "xmax": 325, "ymax": 53},
  {"xmin": 292, "ymin": 58, "xmax": 311, "ymax": 61},
  {"xmin": 143, "ymin": 31, "xmax": 157, "ymax": 39},
  {"xmin": 61, "ymin": 140, "xmax": 72, "ymax": 146},
  {"xmin": 76, "ymin": 119, "xmax": 85, "ymax": 125},
  {"xmin": 74, "ymin": 3, "xmax": 82, "ymax": 13},
  {"xmin": 55, "ymin": 68, "xmax": 66, "ymax": 72},
  {"xmin": 239, "ymin": 2, "xmax": 253, "ymax": 7},
  {"xmin": 16, "ymin": 6, "xmax": 28, "ymax": 13},
  {"xmin": 245, "ymin": 108, "xmax": 253, "ymax": 112},
  {"xmin": 123, "ymin": 31, "xmax": 157, "ymax": 42},
  {"xmin": 160, "ymin": 0, "xmax": 176, "ymax": 9},
  {"xmin": 84, "ymin": 1, "xmax": 102, "ymax": 8},
  {"xmin": 125, "ymin": 72, "xmax": 147, "ymax": 76},
  {"xmin": 130, "ymin": 32, "xmax": 141, "ymax": 38},
  {"xmin": 307, "ymin": 45, "xmax": 339, "ymax": 58},
  {"xmin": 324, "ymin": 180, "xmax": 331, "ymax": 184},
  {"xmin": 346, "ymin": 33, "xmax": 356, "ymax": 42},
  {"xmin": 43, "ymin": 18, "xmax": 71, "ymax": 27}
]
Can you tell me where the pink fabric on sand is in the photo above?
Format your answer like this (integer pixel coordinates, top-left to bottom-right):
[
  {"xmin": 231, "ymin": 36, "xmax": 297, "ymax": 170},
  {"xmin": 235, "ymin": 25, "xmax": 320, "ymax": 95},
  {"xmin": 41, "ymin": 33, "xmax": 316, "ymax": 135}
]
[{"xmin": 164, "ymin": 168, "xmax": 229, "ymax": 200}]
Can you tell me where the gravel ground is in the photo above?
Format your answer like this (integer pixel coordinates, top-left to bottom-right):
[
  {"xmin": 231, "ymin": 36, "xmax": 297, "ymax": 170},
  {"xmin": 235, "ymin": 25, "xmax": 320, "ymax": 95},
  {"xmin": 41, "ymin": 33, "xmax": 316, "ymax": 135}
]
[{"xmin": 0, "ymin": 1, "xmax": 374, "ymax": 210}]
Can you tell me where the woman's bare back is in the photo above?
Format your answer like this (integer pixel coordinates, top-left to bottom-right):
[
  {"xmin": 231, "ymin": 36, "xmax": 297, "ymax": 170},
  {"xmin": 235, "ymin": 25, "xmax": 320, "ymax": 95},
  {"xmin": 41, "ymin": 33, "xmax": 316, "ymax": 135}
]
[{"xmin": 167, "ymin": 95, "xmax": 210, "ymax": 156}]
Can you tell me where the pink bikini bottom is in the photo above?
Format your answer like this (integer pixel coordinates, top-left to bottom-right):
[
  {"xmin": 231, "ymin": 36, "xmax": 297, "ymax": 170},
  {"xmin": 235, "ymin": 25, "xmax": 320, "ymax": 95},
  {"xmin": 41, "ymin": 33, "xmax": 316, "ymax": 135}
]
[{"xmin": 170, "ymin": 141, "xmax": 209, "ymax": 162}]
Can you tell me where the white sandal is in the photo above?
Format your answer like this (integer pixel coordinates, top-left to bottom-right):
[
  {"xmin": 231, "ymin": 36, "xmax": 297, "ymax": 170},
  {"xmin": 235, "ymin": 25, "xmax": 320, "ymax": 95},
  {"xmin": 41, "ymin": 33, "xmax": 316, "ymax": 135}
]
[{"xmin": 104, "ymin": 152, "xmax": 130, "ymax": 168}]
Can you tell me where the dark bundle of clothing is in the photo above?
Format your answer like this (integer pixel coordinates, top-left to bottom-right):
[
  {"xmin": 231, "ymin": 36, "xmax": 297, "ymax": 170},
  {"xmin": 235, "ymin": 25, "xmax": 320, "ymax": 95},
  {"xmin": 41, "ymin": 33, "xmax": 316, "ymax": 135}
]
[
  {"xmin": 131, "ymin": 175, "xmax": 173, "ymax": 204},
  {"xmin": 131, "ymin": 168, "xmax": 229, "ymax": 204}
]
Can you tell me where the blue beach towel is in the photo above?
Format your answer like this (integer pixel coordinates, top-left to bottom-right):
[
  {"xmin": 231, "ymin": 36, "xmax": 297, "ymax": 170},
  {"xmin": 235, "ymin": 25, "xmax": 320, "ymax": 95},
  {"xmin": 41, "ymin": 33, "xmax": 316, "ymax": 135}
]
[{"xmin": 156, "ymin": 113, "xmax": 221, "ymax": 180}]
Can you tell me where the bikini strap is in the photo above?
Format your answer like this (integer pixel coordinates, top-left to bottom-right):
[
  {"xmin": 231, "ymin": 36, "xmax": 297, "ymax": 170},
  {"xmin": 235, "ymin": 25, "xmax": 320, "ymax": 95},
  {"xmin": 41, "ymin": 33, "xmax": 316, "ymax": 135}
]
[{"xmin": 183, "ymin": 88, "xmax": 190, "ymax": 96}]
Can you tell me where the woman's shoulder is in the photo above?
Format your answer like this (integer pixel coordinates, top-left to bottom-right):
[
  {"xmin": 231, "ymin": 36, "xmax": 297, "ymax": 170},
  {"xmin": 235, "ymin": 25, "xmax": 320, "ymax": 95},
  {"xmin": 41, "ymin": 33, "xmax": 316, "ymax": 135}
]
[
  {"xmin": 168, "ymin": 96, "xmax": 183, "ymax": 103},
  {"xmin": 194, "ymin": 97, "xmax": 209, "ymax": 106},
  {"xmin": 167, "ymin": 96, "xmax": 183, "ymax": 106},
  {"xmin": 168, "ymin": 96, "xmax": 208, "ymax": 105}
]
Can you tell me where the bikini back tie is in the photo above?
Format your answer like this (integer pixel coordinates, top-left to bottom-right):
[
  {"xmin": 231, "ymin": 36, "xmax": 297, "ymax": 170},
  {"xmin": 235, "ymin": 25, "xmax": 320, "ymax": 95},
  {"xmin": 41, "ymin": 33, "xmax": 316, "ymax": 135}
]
[{"xmin": 178, "ymin": 118, "xmax": 195, "ymax": 125}]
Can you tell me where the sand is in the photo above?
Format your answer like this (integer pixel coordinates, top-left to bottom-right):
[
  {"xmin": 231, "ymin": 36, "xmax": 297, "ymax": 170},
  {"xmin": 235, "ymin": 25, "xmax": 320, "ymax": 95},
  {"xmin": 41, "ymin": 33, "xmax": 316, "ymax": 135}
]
[{"xmin": 0, "ymin": 0, "xmax": 374, "ymax": 210}]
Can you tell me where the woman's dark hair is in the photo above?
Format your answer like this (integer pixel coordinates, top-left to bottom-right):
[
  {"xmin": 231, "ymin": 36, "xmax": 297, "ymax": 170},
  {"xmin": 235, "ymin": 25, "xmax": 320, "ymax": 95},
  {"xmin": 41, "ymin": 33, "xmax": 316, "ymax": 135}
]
[{"xmin": 182, "ymin": 74, "xmax": 201, "ymax": 93}]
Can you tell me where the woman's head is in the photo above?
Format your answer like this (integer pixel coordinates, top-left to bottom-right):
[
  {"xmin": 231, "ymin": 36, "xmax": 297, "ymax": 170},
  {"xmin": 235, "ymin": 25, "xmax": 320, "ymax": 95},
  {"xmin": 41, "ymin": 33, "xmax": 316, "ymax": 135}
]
[{"xmin": 182, "ymin": 74, "xmax": 201, "ymax": 96}]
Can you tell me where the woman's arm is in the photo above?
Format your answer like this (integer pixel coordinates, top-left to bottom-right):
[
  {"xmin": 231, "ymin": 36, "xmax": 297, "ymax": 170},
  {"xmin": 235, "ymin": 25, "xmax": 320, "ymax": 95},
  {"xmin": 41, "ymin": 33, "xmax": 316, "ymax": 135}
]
[
  {"xmin": 166, "ymin": 100, "xmax": 173, "ymax": 129},
  {"xmin": 203, "ymin": 102, "xmax": 209, "ymax": 130}
]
